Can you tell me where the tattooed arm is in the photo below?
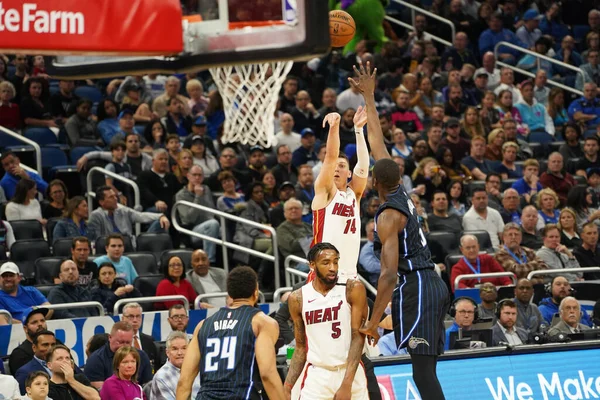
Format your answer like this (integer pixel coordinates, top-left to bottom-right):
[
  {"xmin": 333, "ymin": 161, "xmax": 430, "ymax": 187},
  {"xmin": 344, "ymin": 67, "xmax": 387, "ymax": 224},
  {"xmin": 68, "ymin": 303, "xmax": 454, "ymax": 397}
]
[{"xmin": 284, "ymin": 288, "xmax": 306, "ymax": 399}]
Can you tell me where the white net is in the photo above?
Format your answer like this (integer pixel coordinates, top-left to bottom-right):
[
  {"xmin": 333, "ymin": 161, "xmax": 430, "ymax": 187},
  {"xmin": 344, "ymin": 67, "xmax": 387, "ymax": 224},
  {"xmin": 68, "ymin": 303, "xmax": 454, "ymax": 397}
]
[{"xmin": 209, "ymin": 61, "xmax": 294, "ymax": 148}]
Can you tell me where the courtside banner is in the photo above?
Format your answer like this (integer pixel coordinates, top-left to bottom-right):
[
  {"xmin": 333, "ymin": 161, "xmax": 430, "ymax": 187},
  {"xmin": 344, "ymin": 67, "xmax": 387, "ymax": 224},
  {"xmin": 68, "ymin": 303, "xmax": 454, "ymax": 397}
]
[
  {"xmin": 0, "ymin": 303, "xmax": 277, "ymax": 367},
  {"xmin": 375, "ymin": 348, "xmax": 600, "ymax": 400},
  {"xmin": 0, "ymin": 0, "xmax": 183, "ymax": 55}
]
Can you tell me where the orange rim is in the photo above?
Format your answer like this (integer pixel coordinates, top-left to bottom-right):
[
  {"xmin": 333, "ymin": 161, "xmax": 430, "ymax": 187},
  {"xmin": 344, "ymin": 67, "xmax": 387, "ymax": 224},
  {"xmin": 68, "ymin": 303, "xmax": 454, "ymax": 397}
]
[{"xmin": 229, "ymin": 20, "xmax": 286, "ymax": 29}]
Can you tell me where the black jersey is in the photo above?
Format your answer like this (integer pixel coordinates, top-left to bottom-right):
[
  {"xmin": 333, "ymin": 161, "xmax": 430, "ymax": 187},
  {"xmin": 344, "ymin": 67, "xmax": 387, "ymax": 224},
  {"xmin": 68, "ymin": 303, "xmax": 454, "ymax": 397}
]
[
  {"xmin": 374, "ymin": 185, "xmax": 435, "ymax": 274},
  {"xmin": 197, "ymin": 305, "xmax": 263, "ymax": 400}
]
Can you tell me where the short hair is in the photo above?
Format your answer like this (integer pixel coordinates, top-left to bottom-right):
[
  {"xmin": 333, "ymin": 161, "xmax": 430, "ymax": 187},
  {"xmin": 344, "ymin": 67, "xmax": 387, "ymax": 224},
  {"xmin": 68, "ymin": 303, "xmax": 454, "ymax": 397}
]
[
  {"xmin": 152, "ymin": 148, "xmax": 168, "ymax": 160},
  {"xmin": 166, "ymin": 133, "xmax": 180, "ymax": 143},
  {"xmin": 186, "ymin": 79, "xmax": 202, "ymax": 91},
  {"xmin": 72, "ymin": 236, "xmax": 90, "ymax": 249},
  {"xmin": 498, "ymin": 299, "xmax": 517, "ymax": 313},
  {"xmin": 460, "ymin": 234, "xmax": 478, "ymax": 247},
  {"xmin": 502, "ymin": 141, "xmax": 519, "ymax": 152},
  {"xmin": 535, "ymin": 188, "xmax": 558, "ymax": 209},
  {"xmin": 276, "ymin": 144, "xmax": 290, "ymax": 155},
  {"xmin": 0, "ymin": 81, "xmax": 16, "ymax": 98},
  {"xmin": 0, "ymin": 150, "xmax": 15, "ymax": 162},
  {"xmin": 503, "ymin": 222, "xmax": 521, "ymax": 233},
  {"xmin": 46, "ymin": 344, "xmax": 72, "ymax": 363},
  {"xmin": 227, "ymin": 266, "xmax": 258, "ymax": 300},
  {"xmin": 166, "ymin": 97, "xmax": 182, "ymax": 107},
  {"xmin": 106, "ymin": 233, "xmax": 124, "ymax": 247},
  {"xmin": 373, "ymin": 158, "xmax": 400, "ymax": 188},
  {"xmin": 471, "ymin": 135, "xmax": 486, "ymax": 144},
  {"xmin": 74, "ymin": 98, "xmax": 92, "ymax": 110},
  {"xmin": 110, "ymin": 321, "xmax": 133, "ymax": 335},
  {"xmin": 582, "ymin": 221, "xmax": 598, "ymax": 232},
  {"xmin": 485, "ymin": 173, "xmax": 501, "ymax": 183},
  {"xmin": 432, "ymin": 190, "xmax": 447, "ymax": 201},
  {"xmin": 585, "ymin": 136, "xmax": 600, "ymax": 145},
  {"xmin": 523, "ymin": 159, "xmax": 539, "ymax": 169},
  {"xmin": 166, "ymin": 331, "xmax": 188, "ymax": 348},
  {"xmin": 542, "ymin": 223, "xmax": 560, "ymax": 237},
  {"xmin": 308, "ymin": 242, "xmax": 340, "ymax": 263},
  {"xmin": 25, "ymin": 371, "xmax": 50, "ymax": 390},
  {"xmin": 110, "ymin": 140, "xmax": 126, "ymax": 151},
  {"xmin": 88, "ymin": 333, "xmax": 110, "ymax": 355},
  {"xmin": 32, "ymin": 330, "xmax": 55, "ymax": 346},
  {"xmin": 112, "ymin": 346, "xmax": 140, "ymax": 382},
  {"xmin": 471, "ymin": 187, "xmax": 487, "ymax": 196},
  {"xmin": 559, "ymin": 296, "xmax": 580, "ymax": 313},
  {"xmin": 168, "ymin": 304, "xmax": 187, "ymax": 317},
  {"xmin": 284, "ymin": 198, "xmax": 303, "ymax": 211},
  {"xmin": 122, "ymin": 302, "xmax": 142, "ymax": 315},
  {"xmin": 96, "ymin": 185, "xmax": 114, "ymax": 202},
  {"xmin": 217, "ymin": 170, "xmax": 237, "ymax": 183}
]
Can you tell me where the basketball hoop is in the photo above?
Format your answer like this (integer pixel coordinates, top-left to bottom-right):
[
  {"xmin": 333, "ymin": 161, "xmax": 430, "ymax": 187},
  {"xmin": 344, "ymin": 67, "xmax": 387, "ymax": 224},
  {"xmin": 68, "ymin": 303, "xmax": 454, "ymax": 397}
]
[{"xmin": 210, "ymin": 60, "xmax": 293, "ymax": 148}]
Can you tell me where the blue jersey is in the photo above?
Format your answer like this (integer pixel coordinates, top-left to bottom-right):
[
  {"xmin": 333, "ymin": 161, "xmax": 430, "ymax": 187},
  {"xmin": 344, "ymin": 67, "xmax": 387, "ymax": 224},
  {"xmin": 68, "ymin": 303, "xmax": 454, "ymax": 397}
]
[
  {"xmin": 197, "ymin": 305, "xmax": 263, "ymax": 400},
  {"xmin": 374, "ymin": 185, "xmax": 435, "ymax": 275}
]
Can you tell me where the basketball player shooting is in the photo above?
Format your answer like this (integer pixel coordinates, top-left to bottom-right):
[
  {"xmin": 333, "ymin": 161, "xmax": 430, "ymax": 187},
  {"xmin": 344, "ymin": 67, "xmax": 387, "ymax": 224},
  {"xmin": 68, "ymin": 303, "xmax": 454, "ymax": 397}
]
[
  {"xmin": 285, "ymin": 242, "xmax": 368, "ymax": 400},
  {"xmin": 351, "ymin": 62, "xmax": 450, "ymax": 400},
  {"xmin": 308, "ymin": 108, "xmax": 369, "ymax": 283}
]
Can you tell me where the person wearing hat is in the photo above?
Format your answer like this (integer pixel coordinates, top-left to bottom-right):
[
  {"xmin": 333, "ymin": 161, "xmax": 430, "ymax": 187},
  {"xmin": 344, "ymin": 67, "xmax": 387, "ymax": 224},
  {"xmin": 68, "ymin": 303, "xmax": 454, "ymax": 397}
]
[
  {"xmin": 268, "ymin": 181, "xmax": 297, "ymax": 228},
  {"xmin": 183, "ymin": 131, "xmax": 219, "ymax": 176},
  {"xmin": 186, "ymin": 115, "xmax": 218, "ymax": 157},
  {"xmin": 514, "ymin": 79, "xmax": 555, "ymax": 141},
  {"xmin": 441, "ymin": 117, "xmax": 471, "ymax": 161},
  {"xmin": 9, "ymin": 307, "xmax": 52, "ymax": 374},
  {"xmin": 152, "ymin": 76, "xmax": 191, "ymax": 119},
  {"xmin": 291, "ymin": 128, "xmax": 319, "ymax": 168},
  {"xmin": 516, "ymin": 9, "xmax": 543, "ymax": 49},
  {"xmin": 113, "ymin": 76, "xmax": 152, "ymax": 104},
  {"xmin": 246, "ymin": 145, "xmax": 267, "ymax": 182},
  {"xmin": 0, "ymin": 262, "xmax": 52, "ymax": 323},
  {"xmin": 473, "ymin": 70, "xmax": 489, "ymax": 103}
]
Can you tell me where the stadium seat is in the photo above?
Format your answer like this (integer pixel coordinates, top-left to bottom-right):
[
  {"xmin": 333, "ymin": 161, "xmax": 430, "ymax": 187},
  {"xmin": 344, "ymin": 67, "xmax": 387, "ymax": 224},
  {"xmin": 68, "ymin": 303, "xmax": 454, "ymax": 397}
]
[
  {"xmin": 125, "ymin": 252, "xmax": 158, "ymax": 276},
  {"xmin": 574, "ymin": 175, "xmax": 587, "ymax": 186},
  {"xmin": 35, "ymin": 285, "xmax": 55, "ymax": 298},
  {"xmin": 467, "ymin": 180, "xmax": 485, "ymax": 196},
  {"xmin": 427, "ymin": 232, "xmax": 458, "ymax": 264},
  {"xmin": 41, "ymin": 148, "xmax": 71, "ymax": 179},
  {"xmin": 133, "ymin": 274, "xmax": 163, "ymax": 297},
  {"xmin": 0, "ymin": 130, "xmax": 30, "ymax": 149},
  {"xmin": 70, "ymin": 146, "xmax": 96, "ymax": 164},
  {"xmin": 549, "ymin": 142, "xmax": 565, "ymax": 153},
  {"xmin": 24, "ymin": 128, "xmax": 57, "ymax": 146},
  {"xmin": 136, "ymin": 233, "xmax": 173, "ymax": 259},
  {"xmin": 95, "ymin": 235, "xmax": 135, "ymax": 254},
  {"xmin": 501, "ymin": 179, "xmax": 518, "ymax": 191},
  {"xmin": 573, "ymin": 25, "xmax": 591, "ymax": 42},
  {"xmin": 74, "ymin": 85, "xmax": 104, "ymax": 103},
  {"xmin": 34, "ymin": 257, "xmax": 62, "ymax": 285},
  {"xmin": 46, "ymin": 218, "xmax": 61, "ymax": 244},
  {"xmin": 528, "ymin": 143, "xmax": 544, "ymax": 158},
  {"xmin": 464, "ymin": 230, "xmax": 493, "ymax": 251},
  {"xmin": 159, "ymin": 249, "xmax": 193, "ymax": 269},
  {"xmin": 0, "ymin": 203, "xmax": 5, "ymax": 220},
  {"xmin": 9, "ymin": 220, "xmax": 44, "ymax": 241},
  {"xmin": 445, "ymin": 254, "xmax": 463, "ymax": 278},
  {"xmin": 565, "ymin": 158, "xmax": 580, "ymax": 175},
  {"xmin": 10, "ymin": 239, "xmax": 51, "ymax": 282},
  {"xmin": 52, "ymin": 238, "xmax": 74, "ymax": 257}
]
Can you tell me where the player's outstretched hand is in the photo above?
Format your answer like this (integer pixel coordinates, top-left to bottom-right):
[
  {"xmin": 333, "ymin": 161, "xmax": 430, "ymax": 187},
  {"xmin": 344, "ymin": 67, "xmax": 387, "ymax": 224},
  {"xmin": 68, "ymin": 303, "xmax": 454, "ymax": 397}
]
[
  {"xmin": 323, "ymin": 112, "xmax": 341, "ymax": 128},
  {"xmin": 353, "ymin": 105, "xmax": 368, "ymax": 129},
  {"xmin": 348, "ymin": 61, "xmax": 377, "ymax": 95},
  {"xmin": 359, "ymin": 320, "xmax": 381, "ymax": 345}
]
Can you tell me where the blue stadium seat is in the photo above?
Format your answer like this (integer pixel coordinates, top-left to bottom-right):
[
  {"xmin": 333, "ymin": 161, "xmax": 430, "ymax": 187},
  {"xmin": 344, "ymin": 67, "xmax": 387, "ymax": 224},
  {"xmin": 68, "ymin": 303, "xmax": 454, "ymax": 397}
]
[
  {"xmin": 74, "ymin": 85, "xmax": 104, "ymax": 103},
  {"xmin": 573, "ymin": 25, "xmax": 591, "ymax": 42},
  {"xmin": 0, "ymin": 131, "xmax": 28, "ymax": 149},
  {"xmin": 70, "ymin": 146, "xmax": 96, "ymax": 164},
  {"xmin": 24, "ymin": 128, "xmax": 58, "ymax": 146},
  {"xmin": 41, "ymin": 147, "xmax": 69, "ymax": 169}
]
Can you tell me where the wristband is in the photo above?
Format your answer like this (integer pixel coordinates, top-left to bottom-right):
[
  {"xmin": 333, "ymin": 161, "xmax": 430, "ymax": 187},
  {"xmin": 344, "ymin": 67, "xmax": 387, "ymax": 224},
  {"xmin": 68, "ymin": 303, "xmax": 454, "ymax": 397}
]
[
  {"xmin": 284, "ymin": 382, "xmax": 293, "ymax": 390},
  {"xmin": 355, "ymin": 127, "xmax": 364, "ymax": 135}
]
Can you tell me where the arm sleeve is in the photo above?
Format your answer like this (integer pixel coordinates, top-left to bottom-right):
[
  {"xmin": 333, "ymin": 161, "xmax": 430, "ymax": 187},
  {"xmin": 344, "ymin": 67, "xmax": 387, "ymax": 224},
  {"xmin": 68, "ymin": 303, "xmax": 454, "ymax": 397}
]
[
  {"xmin": 137, "ymin": 174, "xmax": 160, "ymax": 208},
  {"xmin": 353, "ymin": 127, "xmax": 369, "ymax": 178},
  {"xmin": 64, "ymin": 117, "xmax": 80, "ymax": 146},
  {"xmin": 84, "ymin": 355, "xmax": 106, "ymax": 383},
  {"xmin": 4, "ymin": 221, "xmax": 15, "ymax": 250},
  {"xmin": 27, "ymin": 172, "xmax": 48, "ymax": 196},
  {"xmin": 273, "ymin": 302, "xmax": 295, "ymax": 346}
]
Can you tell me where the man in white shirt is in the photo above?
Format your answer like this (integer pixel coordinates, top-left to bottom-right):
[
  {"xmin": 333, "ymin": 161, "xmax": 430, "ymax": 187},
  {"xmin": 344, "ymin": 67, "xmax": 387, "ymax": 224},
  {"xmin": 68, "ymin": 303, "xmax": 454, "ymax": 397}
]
[
  {"xmin": 475, "ymin": 52, "xmax": 501, "ymax": 90},
  {"xmin": 274, "ymin": 113, "xmax": 301, "ymax": 152},
  {"xmin": 185, "ymin": 249, "xmax": 227, "ymax": 308},
  {"xmin": 462, "ymin": 187, "xmax": 505, "ymax": 248},
  {"xmin": 491, "ymin": 299, "xmax": 529, "ymax": 346},
  {"xmin": 336, "ymin": 83, "xmax": 365, "ymax": 112},
  {"xmin": 494, "ymin": 67, "xmax": 523, "ymax": 103}
]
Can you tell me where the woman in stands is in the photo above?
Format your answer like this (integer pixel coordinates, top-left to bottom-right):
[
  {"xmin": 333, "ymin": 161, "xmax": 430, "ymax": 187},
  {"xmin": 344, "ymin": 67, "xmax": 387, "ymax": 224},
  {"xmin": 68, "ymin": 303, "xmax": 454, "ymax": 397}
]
[
  {"xmin": 97, "ymin": 99, "xmax": 120, "ymax": 145},
  {"xmin": 143, "ymin": 120, "xmax": 167, "ymax": 151},
  {"xmin": 91, "ymin": 262, "xmax": 141, "ymax": 315},
  {"xmin": 262, "ymin": 171, "xmax": 279, "ymax": 206},
  {"xmin": 20, "ymin": 77, "xmax": 56, "ymax": 130},
  {"xmin": 414, "ymin": 76, "xmax": 442, "ymax": 125},
  {"xmin": 558, "ymin": 122, "xmax": 583, "ymax": 159},
  {"xmin": 582, "ymin": 31, "xmax": 600, "ymax": 60},
  {"xmin": 567, "ymin": 186, "xmax": 600, "ymax": 231},
  {"xmin": 216, "ymin": 171, "xmax": 245, "ymax": 212},
  {"xmin": 485, "ymin": 128, "xmax": 505, "ymax": 161},
  {"xmin": 23, "ymin": 371, "xmax": 51, "ymax": 400},
  {"xmin": 99, "ymin": 346, "xmax": 146, "ymax": 400},
  {"xmin": 390, "ymin": 128, "xmax": 412, "ymax": 159},
  {"xmin": 436, "ymin": 146, "xmax": 472, "ymax": 182},
  {"xmin": 0, "ymin": 81, "xmax": 20, "ymax": 131},
  {"xmin": 537, "ymin": 188, "xmax": 561, "ymax": 225},
  {"xmin": 546, "ymin": 88, "xmax": 569, "ymax": 129},
  {"xmin": 461, "ymin": 106, "xmax": 485, "ymax": 138},
  {"xmin": 42, "ymin": 179, "xmax": 69, "ymax": 219},
  {"xmin": 447, "ymin": 180, "xmax": 469, "ymax": 217},
  {"xmin": 479, "ymin": 91, "xmax": 501, "ymax": 134},
  {"xmin": 5, "ymin": 178, "xmax": 46, "ymax": 225},
  {"xmin": 172, "ymin": 149, "xmax": 194, "ymax": 186},
  {"xmin": 186, "ymin": 79, "xmax": 210, "ymax": 118},
  {"xmin": 205, "ymin": 90, "xmax": 224, "ymax": 140},
  {"xmin": 184, "ymin": 135, "xmax": 219, "ymax": 176},
  {"xmin": 53, "ymin": 196, "xmax": 97, "ymax": 242},
  {"xmin": 411, "ymin": 157, "xmax": 450, "ymax": 203},
  {"xmin": 495, "ymin": 90, "xmax": 527, "ymax": 135},
  {"xmin": 154, "ymin": 256, "xmax": 197, "ymax": 310},
  {"xmin": 558, "ymin": 208, "xmax": 582, "ymax": 248}
]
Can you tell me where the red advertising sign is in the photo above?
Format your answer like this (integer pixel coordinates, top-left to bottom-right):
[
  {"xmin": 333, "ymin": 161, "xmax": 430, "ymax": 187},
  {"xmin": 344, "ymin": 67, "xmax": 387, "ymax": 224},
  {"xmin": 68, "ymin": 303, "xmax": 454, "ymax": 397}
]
[
  {"xmin": 0, "ymin": 0, "xmax": 183, "ymax": 55},
  {"xmin": 377, "ymin": 375, "xmax": 397, "ymax": 400}
]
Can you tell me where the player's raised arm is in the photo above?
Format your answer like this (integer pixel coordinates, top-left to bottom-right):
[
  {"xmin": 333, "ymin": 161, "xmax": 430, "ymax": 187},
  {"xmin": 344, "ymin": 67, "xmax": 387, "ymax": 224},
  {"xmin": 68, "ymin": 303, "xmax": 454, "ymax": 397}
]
[
  {"xmin": 349, "ymin": 106, "xmax": 369, "ymax": 200},
  {"xmin": 335, "ymin": 279, "xmax": 368, "ymax": 399},
  {"xmin": 360, "ymin": 209, "xmax": 404, "ymax": 344},
  {"xmin": 176, "ymin": 321, "xmax": 203, "ymax": 400},
  {"xmin": 284, "ymin": 289, "xmax": 307, "ymax": 399},
  {"xmin": 254, "ymin": 314, "xmax": 286, "ymax": 400},
  {"xmin": 348, "ymin": 62, "xmax": 390, "ymax": 161},
  {"xmin": 313, "ymin": 113, "xmax": 342, "ymax": 209}
]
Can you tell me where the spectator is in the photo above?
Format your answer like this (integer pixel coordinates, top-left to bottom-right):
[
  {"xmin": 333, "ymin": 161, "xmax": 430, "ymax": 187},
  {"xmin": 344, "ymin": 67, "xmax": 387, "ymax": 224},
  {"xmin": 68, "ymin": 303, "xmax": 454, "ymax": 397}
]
[
  {"xmin": 534, "ymin": 70, "xmax": 551, "ymax": 106},
  {"xmin": 275, "ymin": 113, "xmax": 301, "ymax": 152},
  {"xmin": 161, "ymin": 97, "xmax": 193, "ymax": 137},
  {"xmin": 478, "ymin": 282, "xmax": 499, "ymax": 321},
  {"xmin": 175, "ymin": 165, "xmax": 219, "ymax": 262},
  {"xmin": 318, "ymin": 87, "xmax": 339, "ymax": 116},
  {"xmin": 390, "ymin": 128, "xmax": 412, "ymax": 159},
  {"xmin": 165, "ymin": 134, "xmax": 181, "ymax": 164},
  {"xmin": 9, "ymin": 308, "xmax": 50, "ymax": 374},
  {"xmin": 461, "ymin": 135, "xmax": 496, "ymax": 180},
  {"xmin": 411, "ymin": 158, "xmax": 449, "ymax": 203},
  {"xmin": 9, "ymin": 54, "xmax": 28, "ymax": 104},
  {"xmin": 104, "ymin": 141, "xmax": 133, "ymax": 206},
  {"xmin": 404, "ymin": 138, "xmax": 428, "ymax": 177},
  {"xmin": 120, "ymin": 303, "xmax": 158, "ymax": 368},
  {"xmin": 492, "ymin": 299, "xmax": 529, "ymax": 346},
  {"xmin": 69, "ymin": 237, "xmax": 98, "ymax": 288},
  {"xmin": 0, "ymin": 262, "xmax": 53, "ymax": 322},
  {"xmin": 0, "ymin": 373, "xmax": 19, "ymax": 399},
  {"xmin": 576, "ymin": 137, "xmax": 600, "ymax": 178},
  {"xmin": 463, "ymin": 187, "xmax": 505, "ymax": 248},
  {"xmin": 98, "ymin": 346, "xmax": 146, "ymax": 399},
  {"xmin": 414, "ymin": 77, "xmax": 443, "ymax": 124},
  {"xmin": 358, "ymin": 220, "xmax": 379, "ymax": 286},
  {"xmin": 558, "ymin": 122, "xmax": 583, "ymax": 160},
  {"xmin": 233, "ymin": 182, "xmax": 271, "ymax": 265},
  {"xmin": 65, "ymin": 98, "xmax": 102, "ymax": 147},
  {"xmin": 511, "ymin": 159, "xmax": 542, "ymax": 205},
  {"xmin": 244, "ymin": 145, "xmax": 267, "ymax": 182},
  {"xmin": 292, "ymin": 129, "xmax": 319, "ymax": 168},
  {"xmin": 205, "ymin": 90, "xmax": 224, "ymax": 140},
  {"xmin": 516, "ymin": 9, "xmax": 542, "ymax": 49},
  {"xmin": 47, "ymin": 344, "xmax": 99, "ymax": 400},
  {"xmin": 0, "ymin": 80, "xmax": 20, "ymax": 130},
  {"xmin": 295, "ymin": 165, "xmax": 314, "ymax": 224},
  {"xmin": 151, "ymin": 331, "xmax": 200, "ymax": 399},
  {"xmin": 515, "ymin": 80, "xmax": 555, "ymax": 140},
  {"xmin": 558, "ymin": 207, "xmax": 581, "ymax": 248},
  {"xmin": 496, "ymin": 142, "xmax": 523, "ymax": 179},
  {"xmin": 428, "ymin": 191, "xmax": 462, "ymax": 235},
  {"xmin": 568, "ymin": 82, "xmax": 600, "ymax": 130},
  {"xmin": 461, "ymin": 107, "xmax": 485, "ymax": 138},
  {"xmin": 91, "ymin": 262, "xmax": 141, "ymax": 315},
  {"xmin": 520, "ymin": 205, "xmax": 543, "ymax": 249},
  {"xmin": 496, "ymin": 91, "xmax": 526, "ymax": 136},
  {"xmin": 485, "ymin": 128, "xmax": 505, "ymax": 161},
  {"xmin": 88, "ymin": 186, "xmax": 168, "ymax": 246},
  {"xmin": 539, "ymin": 152, "xmax": 576, "ymax": 207},
  {"xmin": 113, "ymin": 76, "xmax": 152, "ymax": 104},
  {"xmin": 447, "ymin": 180, "xmax": 469, "ymax": 216},
  {"xmin": 0, "ymin": 151, "xmax": 48, "ymax": 200},
  {"xmin": 444, "ymin": 84, "xmax": 468, "ymax": 118},
  {"xmin": 5, "ymin": 178, "xmax": 45, "ymax": 224},
  {"xmin": 152, "ymin": 76, "xmax": 191, "ymax": 118},
  {"xmin": 53, "ymin": 196, "xmax": 96, "ymax": 242},
  {"xmin": 93, "ymin": 234, "xmax": 138, "ymax": 284},
  {"xmin": 537, "ymin": 224, "xmax": 582, "ymax": 281},
  {"xmin": 290, "ymin": 90, "xmax": 320, "ymax": 133},
  {"xmin": 577, "ymin": 50, "xmax": 600, "ymax": 92},
  {"xmin": 483, "ymin": 173, "xmax": 502, "ymax": 211},
  {"xmin": 143, "ymin": 120, "xmax": 167, "ymax": 150},
  {"xmin": 47, "ymin": 260, "xmax": 98, "ymax": 319},
  {"xmin": 271, "ymin": 145, "xmax": 298, "ymax": 187},
  {"xmin": 573, "ymin": 221, "xmax": 600, "ymax": 280},
  {"xmin": 15, "ymin": 330, "xmax": 56, "ymax": 395},
  {"xmin": 513, "ymin": 278, "xmax": 543, "ymax": 334},
  {"xmin": 20, "ymin": 77, "xmax": 55, "ymax": 129},
  {"xmin": 186, "ymin": 79, "xmax": 209, "ymax": 117},
  {"xmin": 391, "ymin": 91, "xmax": 423, "ymax": 142},
  {"xmin": 97, "ymin": 99, "xmax": 120, "ymax": 145},
  {"xmin": 155, "ymin": 256, "xmax": 197, "ymax": 311},
  {"xmin": 494, "ymin": 68, "xmax": 523, "ymax": 104},
  {"xmin": 167, "ymin": 304, "xmax": 190, "ymax": 335},
  {"xmin": 536, "ymin": 188, "xmax": 560, "ymax": 224},
  {"xmin": 566, "ymin": 186, "xmax": 600, "ymax": 230},
  {"xmin": 279, "ymin": 76, "xmax": 298, "ymax": 113},
  {"xmin": 441, "ymin": 32, "xmax": 478, "ymax": 70},
  {"xmin": 269, "ymin": 181, "xmax": 297, "ymax": 228},
  {"xmin": 582, "ymin": 31, "xmax": 600, "ymax": 60},
  {"xmin": 186, "ymin": 249, "xmax": 226, "ymax": 308},
  {"xmin": 451, "ymin": 235, "xmax": 512, "ymax": 292},
  {"xmin": 445, "ymin": 298, "xmax": 477, "ymax": 350},
  {"xmin": 276, "ymin": 198, "xmax": 312, "ymax": 265},
  {"xmin": 215, "ymin": 171, "xmax": 245, "ymax": 212},
  {"xmin": 172, "ymin": 149, "xmax": 193, "ymax": 186},
  {"xmin": 137, "ymin": 149, "xmax": 182, "ymax": 212},
  {"xmin": 554, "ymin": 36, "xmax": 582, "ymax": 82},
  {"xmin": 503, "ymin": 119, "xmax": 532, "ymax": 160},
  {"xmin": 143, "ymin": 73, "xmax": 167, "ymax": 101},
  {"xmin": 479, "ymin": 14, "xmax": 524, "ymax": 64},
  {"xmin": 475, "ymin": 52, "xmax": 502, "ymax": 90},
  {"xmin": 472, "ymin": 72, "xmax": 490, "ymax": 105},
  {"xmin": 540, "ymin": 277, "xmax": 591, "ymax": 327},
  {"xmin": 494, "ymin": 223, "xmax": 548, "ymax": 282},
  {"xmin": 548, "ymin": 296, "xmax": 592, "ymax": 335},
  {"xmin": 23, "ymin": 371, "xmax": 51, "ymax": 400},
  {"xmin": 205, "ymin": 147, "xmax": 251, "ymax": 192},
  {"xmin": 86, "ymin": 322, "xmax": 152, "ymax": 389},
  {"xmin": 539, "ymin": 2, "xmax": 566, "ymax": 40}
]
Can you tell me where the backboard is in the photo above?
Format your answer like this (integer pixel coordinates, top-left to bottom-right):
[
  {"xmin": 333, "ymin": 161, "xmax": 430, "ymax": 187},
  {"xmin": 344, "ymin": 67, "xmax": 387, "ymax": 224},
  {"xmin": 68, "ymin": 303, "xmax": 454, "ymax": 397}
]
[{"xmin": 46, "ymin": 0, "xmax": 330, "ymax": 78}]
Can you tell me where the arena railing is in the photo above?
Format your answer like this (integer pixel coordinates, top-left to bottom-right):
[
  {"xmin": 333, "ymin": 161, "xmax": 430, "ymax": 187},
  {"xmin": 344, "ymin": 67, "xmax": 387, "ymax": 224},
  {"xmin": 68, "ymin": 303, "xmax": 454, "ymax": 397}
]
[
  {"xmin": 0, "ymin": 310, "xmax": 12, "ymax": 323},
  {"xmin": 385, "ymin": 0, "xmax": 455, "ymax": 47},
  {"xmin": 454, "ymin": 272, "xmax": 518, "ymax": 291},
  {"xmin": 34, "ymin": 302, "xmax": 105, "ymax": 317},
  {"xmin": 273, "ymin": 287, "xmax": 293, "ymax": 303},
  {"xmin": 0, "ymin": 126, "xmax": 42, "ymax": 176},
  {"xmin": 172, "ymin": 200, "xmax": 281, "ymax": 290},
  {"xmin": 493, "ymin": 41, "xmax": 585, "ymax": 96},
  {"xmin": 113, "ymin": 295, "xmax": 189, "ymax": 315},
  {"xmin": 284, "ymin": 255, "xmax": 378, "ymax": 297},
  {"xmin": 194, "ymin": 291, "xmax": 266, "ymax": 309},
  {"xmin": 86, "ymin": 166, "xmax": 143, "ymax": 235},
  {"xmin": 527, "ymin": 267, "xmax": 600, "ymax": 281}
]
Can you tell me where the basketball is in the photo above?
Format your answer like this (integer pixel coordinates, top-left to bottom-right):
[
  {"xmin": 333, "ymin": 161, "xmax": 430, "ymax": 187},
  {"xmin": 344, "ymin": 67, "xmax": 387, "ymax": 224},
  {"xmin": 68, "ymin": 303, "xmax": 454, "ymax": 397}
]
[{"xmin": 329, "ymin": 10, "xmax": 356, "ymax": 48}]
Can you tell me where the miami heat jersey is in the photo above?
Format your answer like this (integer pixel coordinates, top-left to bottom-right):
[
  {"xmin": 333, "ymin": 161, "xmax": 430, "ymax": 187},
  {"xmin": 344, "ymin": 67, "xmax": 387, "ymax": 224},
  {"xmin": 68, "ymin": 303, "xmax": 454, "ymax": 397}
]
[
  {"xmin": 312, "ymin": 187, "xmax": 360, "ymax": 280},
  {"xmin": 301, "ymin": 283, "xmax": 352, "ymax": 368}
]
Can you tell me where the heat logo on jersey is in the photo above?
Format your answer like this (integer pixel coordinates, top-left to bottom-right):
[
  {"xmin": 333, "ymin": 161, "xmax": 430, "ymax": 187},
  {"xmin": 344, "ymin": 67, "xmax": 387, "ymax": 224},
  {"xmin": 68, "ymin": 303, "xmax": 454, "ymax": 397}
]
[
  {"xmin": 304, "ymin": 300, "xmax": 343, "ymax": 325},
  {"xmin": 331, "ymin": 201, "xmax": 355, "ymax": 217}
]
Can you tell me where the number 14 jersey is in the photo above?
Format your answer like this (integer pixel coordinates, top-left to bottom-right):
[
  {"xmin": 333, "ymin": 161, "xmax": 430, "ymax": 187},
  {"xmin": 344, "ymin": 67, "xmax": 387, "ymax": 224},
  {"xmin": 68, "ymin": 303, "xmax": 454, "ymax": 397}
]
[{"xmin": 312, "ymin": 187, "xmax": 360, "ymax": 281}]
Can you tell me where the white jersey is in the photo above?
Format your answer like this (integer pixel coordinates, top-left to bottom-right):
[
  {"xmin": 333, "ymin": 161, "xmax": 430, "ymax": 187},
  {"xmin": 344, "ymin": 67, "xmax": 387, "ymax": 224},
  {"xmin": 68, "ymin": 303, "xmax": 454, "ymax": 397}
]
[
  {"xmin": 312, "ymin": 187, "xmax": 360, "ymax": 280},
  {"xmin": 301, "ymin": 283, "xmax": 352, "ymax": 368}
]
